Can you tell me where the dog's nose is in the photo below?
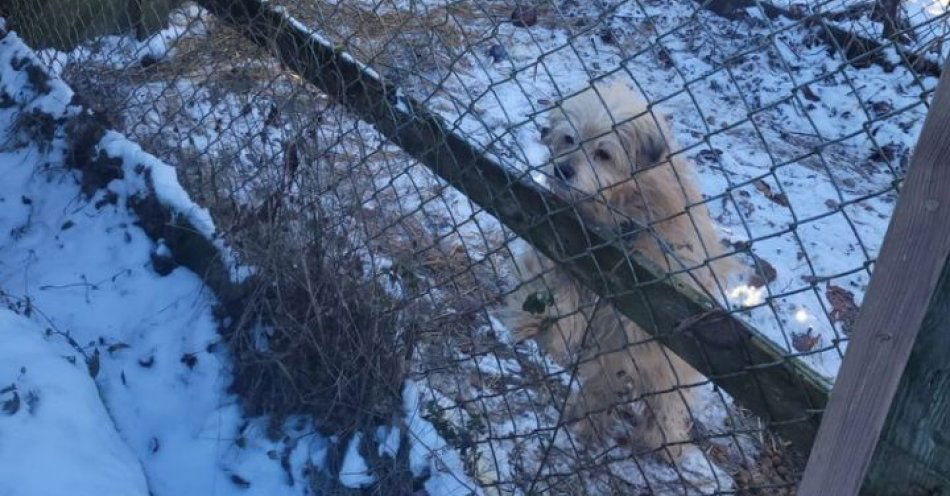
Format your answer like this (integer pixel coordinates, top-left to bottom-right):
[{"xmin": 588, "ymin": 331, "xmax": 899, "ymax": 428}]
[{"xmin": 554, "ymin": 162, "xmax": 575, "ymax": 181}]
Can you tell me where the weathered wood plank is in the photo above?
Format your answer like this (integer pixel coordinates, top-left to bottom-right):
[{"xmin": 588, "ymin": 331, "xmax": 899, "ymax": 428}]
[
  {"xmin": 196, "ymin": 0, "xmax": 830, "ymax": 453},
  {"xmin": 863, "ymin": 255, "xmax": 950, "ymax": 494},
  {"xmin": 799, "ymin": 61, "xmax": 950, "ymax": 494}
]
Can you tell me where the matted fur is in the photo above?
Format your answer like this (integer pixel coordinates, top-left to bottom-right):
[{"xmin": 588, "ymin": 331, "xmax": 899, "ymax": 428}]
[{"xmin": 503, "ymin": 80, "xmax": 745, "ymax": 461}]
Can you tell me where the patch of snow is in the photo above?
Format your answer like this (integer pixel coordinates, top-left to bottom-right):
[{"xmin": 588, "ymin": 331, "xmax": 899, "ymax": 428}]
[
  {"xmin": 154, "ymin": 239, "xmax": 172, "ymax": 258},
  {"xmin": 0, "ymin": 29, "xmax": 322, "ymax": 496},
  {"xmin": 0, "ymin": 310, "xmax": 150, "ymax": 496},
  {"xmin": 403, "ymin": 382, "xmax": 480, "ymax": 495},
  {"xmin": 339, "ymin": 432, "xmax": 376, "ymax": 488},
  {"xmin": 376, "ymin": 425, "xmax": 402, "ymax": 458},
  {"xmin": 99, "ymin": 132, "xmax": 216, "ymax": 238},
  {"xmin": 39, "ymin": 5, "xmax": 209, "ymax": 77}
]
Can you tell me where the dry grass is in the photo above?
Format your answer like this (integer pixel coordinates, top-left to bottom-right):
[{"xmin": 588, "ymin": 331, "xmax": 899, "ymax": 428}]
[
  {"xmin": 276, "ymin": 0, "xmax": 499, "ymax": 80},
  {"xmin": 224, "ymin": 219, "xmax": 416, "ymax": 437}
]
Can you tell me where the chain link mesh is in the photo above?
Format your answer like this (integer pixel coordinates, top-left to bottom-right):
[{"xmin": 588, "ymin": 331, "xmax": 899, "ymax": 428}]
[{"xmin": 5, "ymin": 0, "xmax": 946, "ymax": 493}]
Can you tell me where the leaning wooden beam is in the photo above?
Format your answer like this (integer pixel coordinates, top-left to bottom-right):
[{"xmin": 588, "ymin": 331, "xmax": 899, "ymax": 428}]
[
  {"xmin": 694, "ymin": 0, "xmax": 942, "ymax": 78},
  {"xmin": 195, "ymin": 0, "xmax": 830, "ymax": 453},
  {"xmin": 799, "ymin": 61, "xmax": 950, "ymax": 494}
]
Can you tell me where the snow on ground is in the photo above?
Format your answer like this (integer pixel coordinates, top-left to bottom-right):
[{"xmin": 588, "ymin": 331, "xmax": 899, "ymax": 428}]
[
  {"xmin": 403, "ymin": 381, "xmax": 486, "ymax": 496},
  {"xmin": 1, "ymin": 22, "xmax": 481, "ymax": 496},
  {"xmin": 264, "ymin": 0, "xmax": 940, "ymax": 490},
  {"xmin": 235, "ymin": 1, "xmax": 941, "ymax": 488},
  {"xmin": 339, "ymin": 433, "xmax": 375, "ymax": 488},
  {"xmin": 0, "ymin": 29, "xmax": 304, "ymax": 496},
  {"xmin": 809, "ymin": 0, "xmax": 950, "ymax": 64},
  {"xmin": 7, "ymin": 0, "xmax": 944, "ymax": 493},
  {"xmin": 268, "ymin": 0, "xmax": 925, "ymax": 378},
  {"xmin": 344, "ymin": 0, "xmax": 941, "ymax": 378},
  {"xmin": 0, "ymin": 310, "xmax": 149, "ymax": 496}
]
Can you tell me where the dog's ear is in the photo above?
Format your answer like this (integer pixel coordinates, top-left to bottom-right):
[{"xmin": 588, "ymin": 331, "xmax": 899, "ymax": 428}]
[
  {"xmin": 541, "ymin": 111, "xmax": 565, "ymax": 145},
  {"xmin": 638, "ymin": 127, "xmax": 669, "ymax": 167},
  {"xmin": 618, "ymin": 118, "xmax": 670, "ymax": 169}
]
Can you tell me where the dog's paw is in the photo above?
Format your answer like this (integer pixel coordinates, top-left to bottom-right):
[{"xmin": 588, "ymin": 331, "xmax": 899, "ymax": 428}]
[
  {"xmin": 655, "ymin": 441, "xmax": 690, "ymax": 464},
  {"xmin": 618, "ymin": 219, "xmax": 651, "ymax": 245},
  {"xmin": 642, "ymin": 412, "xmax": 695, "ymax": 463},
  {"xmin": 511, "ymin": 320, "xmax": 543, "ymax": 343}
]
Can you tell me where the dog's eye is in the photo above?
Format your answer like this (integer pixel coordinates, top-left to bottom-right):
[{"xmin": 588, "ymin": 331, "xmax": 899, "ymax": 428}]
[
  {"xmin": 563, "ymin": 135, "xmax": 575, "ymax": 146},
  {"xmin": 540, "ymin": 126, "xmax": 551, "ymax": 138},
  {"xmin": 594, "ymin": 149, "xmax": 611, "ymax": 161}
]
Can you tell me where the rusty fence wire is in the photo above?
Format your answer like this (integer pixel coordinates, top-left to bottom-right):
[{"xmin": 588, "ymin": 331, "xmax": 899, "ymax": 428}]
[{"xmin": 3, "ymin": 0, "xmax": 947, "ymax": 493}]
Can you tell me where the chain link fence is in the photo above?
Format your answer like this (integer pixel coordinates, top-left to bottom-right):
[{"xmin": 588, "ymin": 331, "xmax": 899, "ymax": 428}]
[{"xmin": 4, "ymin": 0, "xmax": 946, "ymax": 493}]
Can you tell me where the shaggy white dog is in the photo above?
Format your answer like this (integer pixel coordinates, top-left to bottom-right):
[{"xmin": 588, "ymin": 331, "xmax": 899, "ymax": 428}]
[{"xmin": 504, "ymin": 80, "xmax": 744, "ymax": 461}]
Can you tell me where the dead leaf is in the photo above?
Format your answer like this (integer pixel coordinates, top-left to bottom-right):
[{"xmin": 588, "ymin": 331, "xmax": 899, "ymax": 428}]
[
  {"xmin": 792, "ymin": 329, "xmax": 819, "ymax": 352},
  {"xmin": 284, "ymin": 140, "xmax": 299, "ymax": 180},
  {"xmin": 87, "ymin": 348, "xmax": 100, "ymax": 378},
  {"xmin": 748, "ymin": 254, "xmax": 778, "ymax": 288},
  {"xmin": 2, "ymin": 390, "xmax": 20, "ymax": 415},
  {"xmin": 656, "ymin": 46, "xmax": 673, "ymax": 69},
  {"xmin": 696, "ymin": 148, "xmax": 723, "ymax": 163},
  {"xmin": 107, "ymin": 342, "xmax": 130, "ymax": 354},
  {"xmin": 753, "ymin": 180, "xmax": 790, "ymax": 207},
  {"xmin": 230, "ymin": 474, "xmax": 251, "ymax": 489},
  {"xmin": 800, "ymin": 84, "xmax": 820, "ymax": 102},
  {"xmin": 181, "ymin": 353, "xmax": 198, "ymax": 369},
  {"xmin": 870, "ymin": 100, "xmax": 893, "ymax": 117},
  {"xmin": 510, "ymin": 6, "xmax": 538, "ymax": 27},
  {"xmin": 826, "ymin": 285, "xmax": 859, "ymax": 333}
]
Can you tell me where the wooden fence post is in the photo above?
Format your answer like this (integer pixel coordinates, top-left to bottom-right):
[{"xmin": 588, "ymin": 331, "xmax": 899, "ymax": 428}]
[{"xmin": 798, "ymin": 60, "xmax": 950, "ymax": 495}]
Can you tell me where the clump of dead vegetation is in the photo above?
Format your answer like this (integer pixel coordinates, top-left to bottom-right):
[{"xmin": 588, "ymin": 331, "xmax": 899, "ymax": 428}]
[
  {"xmin": 223, "ymin": 218, "xmax": 416, "ymax": 437},
  {"xmin": 275, "ymin": 0, "xmax": 498, "ymax": 85},
  {"xmin": 48, "ymin": 13, "xmax": 421, "ymax": 438}
]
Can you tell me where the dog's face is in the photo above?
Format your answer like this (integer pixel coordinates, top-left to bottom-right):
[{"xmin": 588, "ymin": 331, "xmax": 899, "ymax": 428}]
[{"xmin": 541, "ymin": 83, "xmax": 668, "ymax": 203}]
